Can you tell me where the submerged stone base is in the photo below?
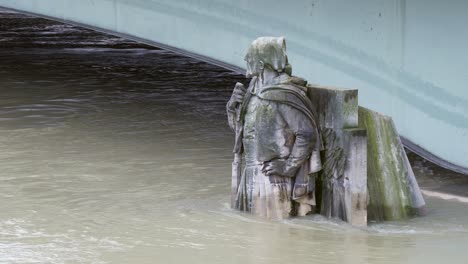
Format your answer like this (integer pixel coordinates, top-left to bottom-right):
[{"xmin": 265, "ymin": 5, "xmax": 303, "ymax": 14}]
[
  {"xmin": 359, "ymin": 107, "xmax": 426, "ymax": 221},
  {"xmin": 342, "ymin": 128, "xmax": 368, "ymax": 225},
  {"xmin": 308, "ymin": 85, "xmax": 368, "ymax": 226},
  {"xmin": 308, "ymin": 84, "xmax": 426, "ymax": 225}
]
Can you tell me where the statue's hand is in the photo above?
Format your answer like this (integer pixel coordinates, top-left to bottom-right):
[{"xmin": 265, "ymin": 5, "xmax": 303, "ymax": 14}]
[
  {"xmin": 262, "ymin": 160, "xmax": 295, "ymax": 178},
  {"xmin": 227, "ymin": 82, "xmax": 246, "ymax": 110}
]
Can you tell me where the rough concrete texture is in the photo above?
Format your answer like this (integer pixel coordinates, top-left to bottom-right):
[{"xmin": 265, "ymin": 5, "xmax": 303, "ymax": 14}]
[
  {"xmin": 358, "ymin": 107, "xmax": 426, "ymax": 221},
  {"xmin": 308, "ymin": 85, "xmax": 367, "ymax": 226},
  {"xmin": 343, "ymin": 128, "xmax": 368, "ymax": 226},
  {"xmin": 307, "ymin": 84, "xmax": 358, "ymax": 130}
]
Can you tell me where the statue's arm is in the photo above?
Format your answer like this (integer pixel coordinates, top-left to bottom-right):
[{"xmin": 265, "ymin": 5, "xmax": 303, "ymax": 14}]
[
  {"xmin": 226, "ymin": 82, "xmax": 247, "ymax": 131},
  {"xmin": 266, "ymin": 104, "xmax": 316, "ymax": 177},
  {"xmin": 284, "ymin": 104, "xmax": 315, "ymax": 171},
  {"xmin": 226, "ymin": 103, "xmax": 237, "ymax": 131}
]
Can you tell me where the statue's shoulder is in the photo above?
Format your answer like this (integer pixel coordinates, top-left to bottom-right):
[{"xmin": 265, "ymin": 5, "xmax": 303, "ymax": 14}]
[
  {"xmin": 257, "ymin": 75, "xmax": 318, "ymax": 122},
  {"xmin": 288, "ymin": 76, "xmax": 308, "ymax": 88},
  {"xmin": 258, "ymin": 75, "xmax": 309, "ymax": 102}
]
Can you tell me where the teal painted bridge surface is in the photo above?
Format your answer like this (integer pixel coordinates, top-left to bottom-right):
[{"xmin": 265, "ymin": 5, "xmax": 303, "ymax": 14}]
[{"xmin": 1, "ymin": 0, "xmax": 467, "ymax": 172}]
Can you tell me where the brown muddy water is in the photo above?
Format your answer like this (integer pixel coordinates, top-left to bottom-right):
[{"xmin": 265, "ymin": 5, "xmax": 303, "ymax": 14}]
[{"xmin": 0, "ymin": 9, "xmax": 467, "ymax": 264}]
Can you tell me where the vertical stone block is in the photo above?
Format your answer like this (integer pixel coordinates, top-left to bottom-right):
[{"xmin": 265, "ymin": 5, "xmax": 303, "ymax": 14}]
[
  {"xmin": 307, "ymin": 85, "xmax": 425, "ymax": 224},
  {"xmin": 358, "ymin": 107, "xmax": 426, "ymax": 221},
  {"xmin": 307, "ymin": 84, "xmax": 358, "ymax": 131},
  {"xmin": 307, "ymin": 85, "xmax": 368, "ymax": 226},
  {"xmin": 343, "ymin": 128, "xmax": 368, "ymax": 226}
]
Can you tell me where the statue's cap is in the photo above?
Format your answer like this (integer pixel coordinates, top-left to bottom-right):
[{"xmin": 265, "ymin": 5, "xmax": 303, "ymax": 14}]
[{"xmin": 245, "ymin": 36, "xmax": 287, "ymax": 72}]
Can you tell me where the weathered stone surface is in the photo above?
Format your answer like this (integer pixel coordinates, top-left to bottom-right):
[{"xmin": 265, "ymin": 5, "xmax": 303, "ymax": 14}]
[
  {"xmin": 343, "ymin": 128, "xmax": 368, "ymax": 226},
  {"xmin": 228, "ymin": 37, "xmax": 322, "ymax": 219},
  {"xmin": 307, "ymin": 84, "xmax": 358, "ymax": 130},
  {"xmin": 358, "ymin": 107, "xmax": 426, "ymax": 221},
  {"xmin": 307, "ymin": 85, "xmax": 367, "ymax": 226},
  {"xmin": 231, "ymin": 153, "xmax": 242, "ymax": 208}
]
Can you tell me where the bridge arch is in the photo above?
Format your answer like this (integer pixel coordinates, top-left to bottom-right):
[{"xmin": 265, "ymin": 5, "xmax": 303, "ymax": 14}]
[{"xmin": 1, "ymin": 0, "xmax": 467, "ymax": 173}]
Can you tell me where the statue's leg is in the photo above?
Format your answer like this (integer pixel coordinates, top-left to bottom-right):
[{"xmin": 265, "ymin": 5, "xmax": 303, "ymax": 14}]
[
  {"xmin": 251, "ymin": 167, "xmax": 293, "ymax": 220},
  {"xmin": 295, "ymin": 193, "xmax": 316, "ymax": 216}
]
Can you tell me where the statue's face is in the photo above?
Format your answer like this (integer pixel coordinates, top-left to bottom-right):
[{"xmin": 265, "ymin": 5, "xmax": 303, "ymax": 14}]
[
  {"xmin": 244, "ymin": 55, "xmax": 255, "ymax": 78},
  {"xmin": 244, "ymin": 55, "xmax": 262, "ymax": 78}
]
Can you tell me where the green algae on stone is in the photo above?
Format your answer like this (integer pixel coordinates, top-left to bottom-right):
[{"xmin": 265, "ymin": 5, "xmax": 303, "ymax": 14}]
[{"xmin": 358, "ymin": 107, "xmax": 426, "ymax": 221}]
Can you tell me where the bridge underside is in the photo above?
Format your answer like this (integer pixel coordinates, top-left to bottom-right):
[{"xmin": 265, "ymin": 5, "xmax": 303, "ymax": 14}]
[{"xmin": 0, "ymin": 0, "xmax": 467, "ymax": 173}]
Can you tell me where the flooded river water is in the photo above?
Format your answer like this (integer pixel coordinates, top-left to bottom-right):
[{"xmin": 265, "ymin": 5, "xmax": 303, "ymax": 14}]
[{"xmin": 0, "ymin": 9, "xmax": 467, "ymax": 264}]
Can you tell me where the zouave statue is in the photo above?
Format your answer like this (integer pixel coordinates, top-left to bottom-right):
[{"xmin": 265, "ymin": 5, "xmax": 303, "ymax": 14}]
[{"xmin": 226, "ymin": 37, "xmax": 323, "ymax": 220}]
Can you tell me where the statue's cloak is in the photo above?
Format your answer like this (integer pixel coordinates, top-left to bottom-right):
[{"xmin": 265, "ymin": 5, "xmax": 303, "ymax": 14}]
[{"xmin": 235, "ymin": 77, "xmax": 323, "ymax": 200}]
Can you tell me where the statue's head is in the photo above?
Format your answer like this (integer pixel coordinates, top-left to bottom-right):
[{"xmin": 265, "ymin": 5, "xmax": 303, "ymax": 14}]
[{"xmin": 244, "ymin": 36, "xmax": 292, "ymax": 78}]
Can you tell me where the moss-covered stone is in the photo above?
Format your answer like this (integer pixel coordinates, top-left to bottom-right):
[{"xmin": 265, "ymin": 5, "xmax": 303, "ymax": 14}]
[
  {"xmin": 307, "ymin": 85, "xmax": 425, "ymax": 224},
  {"xmin": 359, "ymin": 107, "xmax": 426, "ymax": 221}
]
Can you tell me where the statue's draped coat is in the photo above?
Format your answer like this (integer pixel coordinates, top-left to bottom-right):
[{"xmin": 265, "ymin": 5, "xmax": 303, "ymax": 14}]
[{"xmin": 227, "ymin": 74, "xmax": 322, "ymax": 219}]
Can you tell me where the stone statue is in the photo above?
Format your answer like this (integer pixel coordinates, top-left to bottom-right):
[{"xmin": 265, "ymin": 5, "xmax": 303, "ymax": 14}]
[{"xmin": 226, "ymin": 37, "xmax": 323, "ymax": 220}]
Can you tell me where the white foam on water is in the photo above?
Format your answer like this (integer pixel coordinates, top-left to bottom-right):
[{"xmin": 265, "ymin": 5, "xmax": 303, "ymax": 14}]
[
  {"xmin": 0, "ymin": 219, "xmax": 130, "ymax": 264},
  {"xmin": 421, "ymin": 189, "xmax": 468, "ymax": 203}
]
